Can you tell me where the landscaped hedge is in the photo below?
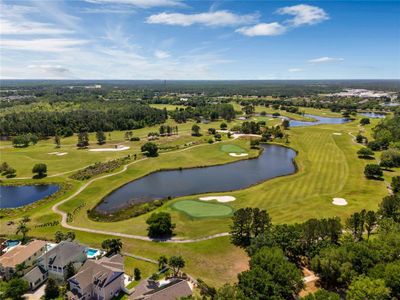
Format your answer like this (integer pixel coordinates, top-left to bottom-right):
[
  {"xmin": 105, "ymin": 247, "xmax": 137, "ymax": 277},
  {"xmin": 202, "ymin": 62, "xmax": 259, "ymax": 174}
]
[
  {"xmin": 87, "ymin": 198, "xmax": 167, "ymax": 222},
  {"xmin": 70, "ymin": 156, "xmax": 132, "ymax": 180}
]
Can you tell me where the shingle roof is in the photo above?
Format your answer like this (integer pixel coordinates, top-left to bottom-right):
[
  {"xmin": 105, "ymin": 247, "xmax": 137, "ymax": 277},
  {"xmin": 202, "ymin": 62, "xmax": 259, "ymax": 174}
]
[
  {"xmin": 68, "ymin": 254, "xmax": 124, "ymax": 291},
  {"xmin": 44, "ymin": 241, "xmax": 85, "ymax": 267},
  {"xmin": 0, "ymin": 240, "xmax": 46, "ymax": 268},
  {"xmin": 23, "ymin": 265, "xmax": 46, "ymax": 282},
  {"xmin": 143, "ymin": 279, "xmax": 192, "ymax": 300}
]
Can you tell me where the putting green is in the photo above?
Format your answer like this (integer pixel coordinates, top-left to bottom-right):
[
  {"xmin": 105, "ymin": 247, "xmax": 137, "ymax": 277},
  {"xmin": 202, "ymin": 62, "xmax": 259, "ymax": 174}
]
[
  {"xmin": 220, "ymin": 144, "xmax": 246, "ymax": 153},
  {"xmin": 171, "ymin": 200, "xmax": 234, "ymax": 218}
]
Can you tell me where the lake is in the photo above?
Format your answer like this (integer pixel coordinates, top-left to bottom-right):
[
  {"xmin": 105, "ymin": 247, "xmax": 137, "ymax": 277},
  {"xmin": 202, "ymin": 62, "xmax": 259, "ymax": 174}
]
[
  {"xmin": 95, "ymin": 144, "xmax": 297, "ymax": 213},
  {"xmin": 0, "ymin": 185, "xmax": 59, "ymax": 208},
  {"xmin": 359, "ymin": 112, "xmax": 386, "ymax": 119},
  {"xmin": 266, "ymin": 113, "xmax": 350, "ymax": 127}
]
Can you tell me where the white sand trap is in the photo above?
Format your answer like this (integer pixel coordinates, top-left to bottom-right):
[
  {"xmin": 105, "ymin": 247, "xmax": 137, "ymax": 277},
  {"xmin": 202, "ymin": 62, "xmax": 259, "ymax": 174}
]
[
  {"xmin": 89, "ymin": 146, "xmax": 130, "ymax": 152},
  {"xmin": 48, "ymin": 152, "xmax": 68, "ymax": 156},
  {"xmin": 229, "ymin": 153, "xmax": 248, "ymax": 157},
  {"xmin": 332, "ymin": 198, "xmax": 348, "ymax": 206},
  {"xmin": 199, "ymin": 196, "xmax": 236, "ymax": 203},
  {"xmin": 333, "ymin": 133, "xmax": 342, "ymax": 136}
]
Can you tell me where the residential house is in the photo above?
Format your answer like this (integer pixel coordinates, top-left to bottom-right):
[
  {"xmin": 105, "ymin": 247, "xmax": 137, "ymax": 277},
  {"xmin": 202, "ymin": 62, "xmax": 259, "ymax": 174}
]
[
  {"xmin": 37, "ymin": 240, "xmax": 87, "ymax": 281},
  {"xmin": 139, "ymin": 279, "xmax": 192, "ymax": 300},
  {"xmin": 0, "ymin": 240, "xmax": 47, "ymax": 280},
  {"xmin": 68, "ymin": 254, "xmax": 125, "ymax": 300},
  {"xmin": 24, "ymin": 265, "xmax": 48, "ymax": 291}
]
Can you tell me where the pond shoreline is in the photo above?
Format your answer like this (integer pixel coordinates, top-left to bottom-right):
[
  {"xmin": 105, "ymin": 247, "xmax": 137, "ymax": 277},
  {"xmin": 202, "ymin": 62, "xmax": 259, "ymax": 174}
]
[{"xmin": 91, "ymin": 143, "xmax": 297, "ymax": 221}]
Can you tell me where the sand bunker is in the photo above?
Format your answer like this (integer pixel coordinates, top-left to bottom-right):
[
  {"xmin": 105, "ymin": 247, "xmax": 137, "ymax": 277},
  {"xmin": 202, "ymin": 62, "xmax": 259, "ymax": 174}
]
[
  {"xmin": 333, "ymin": 133, "xmax": 342, "ymax": 136},
  {"xmin": 229, "ymin": 153, "xmax": 248, "ymax": 157},
  {"xmin": 89, "ymin": 146, "xmax": 130, "ymax": 152},
  {"xmin": 199, "ymin": 196, "xmax": 236, "ymax": 203},
  {"xmin": 48, "ymin": 152, "xmax": 68, "ymax": 156},
  {"xmin": 332, "ymin": 198, "xmax": 348, "ymax": 206}
]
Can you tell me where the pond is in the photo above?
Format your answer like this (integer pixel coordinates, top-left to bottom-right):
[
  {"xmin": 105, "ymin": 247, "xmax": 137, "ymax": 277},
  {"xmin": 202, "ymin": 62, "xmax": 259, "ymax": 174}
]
[
  {"xmin": 96, "ymin": 144, "xmax": 297, "ymax": 213},
  {"xmin": 0, "ymin": 185, "xmax": 59, "ymax": 209},
  {"xmin": 359, "ymin": 112, "xmax": 386, "ymax": 119},
  {"xmin": 265, "ymin": 113, "xmax": 350, "ymax": 127}
]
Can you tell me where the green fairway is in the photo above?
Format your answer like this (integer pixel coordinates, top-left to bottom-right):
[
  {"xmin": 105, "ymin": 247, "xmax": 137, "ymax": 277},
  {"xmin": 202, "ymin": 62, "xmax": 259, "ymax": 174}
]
[
  {"xmin": 1, "ymin": 116, "xmax": 398, "ymax": 288},
  {"xmin": 171, "ymin": 200, "xmax": 234, "ymax": 218},
  {"xmin": 220, "ymin": 144, "xmax": 246, "ymax": 153}
]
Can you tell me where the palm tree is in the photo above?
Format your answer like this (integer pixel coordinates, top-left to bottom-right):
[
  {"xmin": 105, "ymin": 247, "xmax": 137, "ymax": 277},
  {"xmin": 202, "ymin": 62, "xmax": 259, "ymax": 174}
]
[
  {"xmin": 158, "ymin": 255, "xmax": 168, "ymax": 270},
  {"xmin": 16, "ymin": 221, "xmax": 29, "ymax": 242}
]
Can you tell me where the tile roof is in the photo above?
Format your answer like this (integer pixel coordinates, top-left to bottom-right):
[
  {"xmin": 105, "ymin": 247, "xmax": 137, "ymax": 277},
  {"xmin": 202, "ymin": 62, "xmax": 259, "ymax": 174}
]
[{"xmin": 0, "ymin": 240, "xmax": 46, "ymax": 268}]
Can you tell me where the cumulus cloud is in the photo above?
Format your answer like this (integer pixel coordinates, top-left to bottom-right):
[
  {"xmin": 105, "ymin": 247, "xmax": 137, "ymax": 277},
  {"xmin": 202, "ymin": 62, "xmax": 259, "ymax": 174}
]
[
  {"xmin": 85, "ymin": 0, "xmax": 183, "ymax": 8},
  {"xmin": 288, "ymin": 68, "xmax": 303, "ymax": 72},
  {"xmin": 308, "ymin": 57, "xmax": 344, "ymax": 64},
  {"xmin": 277, "ymin": 4, "xmax": 329, "ymax": 27},
  {"xmin": 236, "ymin": 22, "xmax": 286, "ymax": 36},
  {"xmin": 154, "ymin": 50, "xmax": 170, "ymax": 59},
  {"xmin": 146, "ymin": 10, "xmax": 258, "ymax": 27}
]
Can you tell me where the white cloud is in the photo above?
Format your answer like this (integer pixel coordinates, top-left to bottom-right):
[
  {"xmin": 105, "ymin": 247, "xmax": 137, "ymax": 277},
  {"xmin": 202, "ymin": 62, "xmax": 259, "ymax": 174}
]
[
  {"xmin": 308, "ymin": 57, "xmax": 344, "ymax": 64},
  {"xmin": 0, "ymin": 39, "xmax": 89, "ymax": 52},
  {"xmin": 288, "ymin": 68, "xmax": 303, "ymax": 72},
  {"xmin": 154, "ymin": 50, "xmax": 170, "ymax": 59},
  {"xmin": 0, "ymin": 3, "xmax": 75, "ymax": 35},
  {"xmin": 0, "ymin": 19, "xmax": 73, "ymax": 35},
  {"xmin": 146, "ymin": 10, "xmax": 258, "ymax": 27},
  {"xmin": 236, "ymin": 22, "xmax": 286, "ymax": 36},
  {"xmin": 28, "ymin": 64, "xmax": 72, "ymax": 77},
  {"xmin": 85, "ymin": 0, "xmax": 183, "ymax": 8},
  {"xmin": 277, "ymin": 4, "xmax": 329, "ymax": 27}
]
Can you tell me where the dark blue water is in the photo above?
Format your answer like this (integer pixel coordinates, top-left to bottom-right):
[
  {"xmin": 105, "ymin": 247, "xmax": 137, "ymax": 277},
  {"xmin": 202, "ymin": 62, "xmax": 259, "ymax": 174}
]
[
  {"xmin": 289, "ymin": 114, "xmax": 350, "ymax": 127},
  {"xmin": 359, "ymin": 112, "xmax": 386, "ymax": 119},
  {"xmin": 0, "ymin": 185, "xmax": 59, "ymax": 208},
  {"xmin": 96, "ymin": 144, "xmax": 297, "ymax": 213},
  {"xmin": 267, "ymin": 113, "xmax": 350, "ymax": 127}
]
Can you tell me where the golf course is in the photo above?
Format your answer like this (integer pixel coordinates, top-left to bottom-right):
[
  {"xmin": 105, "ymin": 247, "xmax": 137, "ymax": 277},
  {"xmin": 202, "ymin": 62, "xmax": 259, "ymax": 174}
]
[{"xmin": 1, "ymin": 105, "xmax": 397, "ymax": 287}]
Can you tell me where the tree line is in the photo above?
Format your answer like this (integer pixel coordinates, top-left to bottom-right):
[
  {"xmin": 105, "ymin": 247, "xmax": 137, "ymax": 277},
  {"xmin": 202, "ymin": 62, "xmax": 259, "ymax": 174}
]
[{"xmin": 0, "ymin": 104, "xmax": 167, "ymax": 137}]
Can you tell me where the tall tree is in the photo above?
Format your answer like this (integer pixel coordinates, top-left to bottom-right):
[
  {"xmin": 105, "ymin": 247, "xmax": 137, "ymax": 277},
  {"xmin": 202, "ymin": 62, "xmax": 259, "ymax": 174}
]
[
  {"xmin": 101, "ymin": 239, "xmax": 122, "ymax": 255},
  {"xmin": 96, "ymin": 131, "xmax": 106, "ymax": 145},
  {"xmin": 365, "ymin": 211, "xmax": 377, "ymax": 239},
  {"xmin": 32, "ymin": 163, "xmax": 47, "ymax": 178},
  {"xmin": 168, "ymin": 256, "xmax": 185, "ymax": 276},
  {"xmin": 146, "ymin": 212, "xmax": 175, "ymax": 238},
  {"xmin": 191, "ymin": 124, "xmax": 201, "ymax": 136},
  {"xmin": 237, "ymin": 247, "xmax": 304, "ymax": 299},
  {"xmin": 77, "ymin": 131, "xmax": 89, "ymax": 148}
]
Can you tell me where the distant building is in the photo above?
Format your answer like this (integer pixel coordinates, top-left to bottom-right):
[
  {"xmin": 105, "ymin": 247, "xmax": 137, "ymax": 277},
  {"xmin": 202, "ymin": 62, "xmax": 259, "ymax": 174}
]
[
  {"xmin": 68, "ymin": 254, "xmax": 125, "ymax": 300},
  {"xmin": 0, "ymin": 240, "xmax": 47, "ymax": 280}
]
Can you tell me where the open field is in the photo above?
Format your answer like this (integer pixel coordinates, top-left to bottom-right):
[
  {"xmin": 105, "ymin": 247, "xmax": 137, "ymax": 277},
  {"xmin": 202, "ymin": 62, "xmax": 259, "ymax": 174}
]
[{"xmin": 1, "ymin": 114, "xmax": 398, "ymax": 287}]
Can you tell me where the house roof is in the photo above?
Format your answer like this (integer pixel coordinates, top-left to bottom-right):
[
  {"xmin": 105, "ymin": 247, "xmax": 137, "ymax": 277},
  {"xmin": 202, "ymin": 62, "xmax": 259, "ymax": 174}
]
[
  {"xmin": 42, "ymin": 241, "xmax": 85, "ymax": 267},
  {"xmin": 0, "ymin": 240, "xmax": 46, "ymax": 268},
  {"xmin": 68, "ymin": 254, "xmax": 124, "ymax": 290},
  {"xmin": 143, "ymin": 279, "xmax": 192, "ymax": 300},
  {"xmin": 23, "ymin": 265, "xmax": 46, "ymax": 283}
]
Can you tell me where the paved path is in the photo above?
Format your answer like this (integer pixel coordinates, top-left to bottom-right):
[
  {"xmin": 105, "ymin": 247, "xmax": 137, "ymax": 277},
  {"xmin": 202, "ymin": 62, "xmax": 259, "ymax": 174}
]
[{"xmin": 51, "ymin": 142, "xmax": 232, "ymax": 243}]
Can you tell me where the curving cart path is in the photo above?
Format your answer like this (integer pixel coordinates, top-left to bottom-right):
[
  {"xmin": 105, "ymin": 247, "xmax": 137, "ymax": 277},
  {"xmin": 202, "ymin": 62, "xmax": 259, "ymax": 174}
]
[{"xmin": 51, "ymin": 143, "xmax": 232, "ymax": 243}]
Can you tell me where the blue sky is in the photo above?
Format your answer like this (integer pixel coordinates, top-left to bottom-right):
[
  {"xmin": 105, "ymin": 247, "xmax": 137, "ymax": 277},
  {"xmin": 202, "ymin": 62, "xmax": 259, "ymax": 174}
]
[{"xmin": 1, "ymin": 0, "xmax": 399, "ymax": 79}]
